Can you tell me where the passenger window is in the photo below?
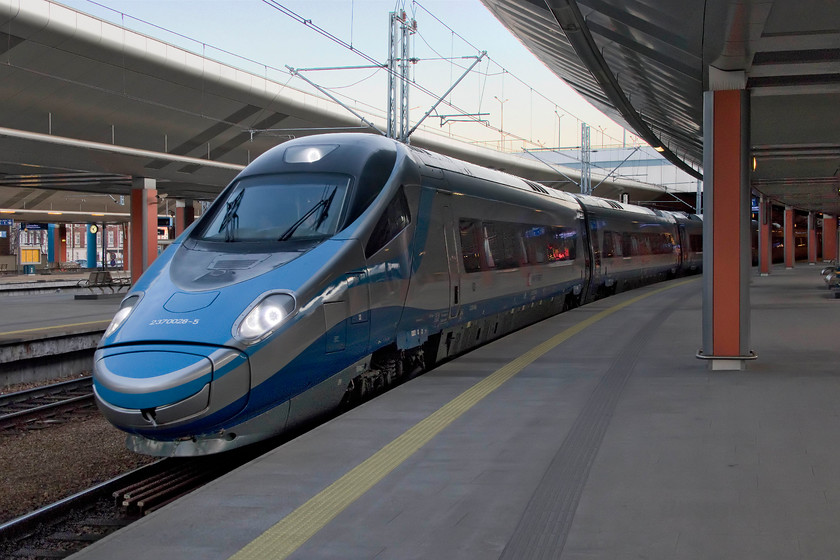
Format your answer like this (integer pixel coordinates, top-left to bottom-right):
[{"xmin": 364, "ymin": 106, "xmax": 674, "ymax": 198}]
[
  {"xmin": 460, "ymin": 220, "xmax": 576, "ymax": 273},
  {"xmin": 459, "ymin": 220, "xmax": 482, "ymax": 272},
  {"xmin": 365, "ymin": 187, "xmax": 411, "ymax": 257}
]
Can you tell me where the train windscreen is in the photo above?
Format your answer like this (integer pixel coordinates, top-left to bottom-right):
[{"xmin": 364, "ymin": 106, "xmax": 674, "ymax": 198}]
[{"xmin": 198, "ymin": 174, "xmax": 351, "ymax": 243}]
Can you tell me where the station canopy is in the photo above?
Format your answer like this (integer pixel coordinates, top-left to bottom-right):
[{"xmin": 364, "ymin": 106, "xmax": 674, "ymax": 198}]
[
  {"xmin": 0, "ymin": 0, "xmax": 677, "ymax": 226},
  {"xmin": 480, "ymin": 0, "xmax": 840, "ymax": 215}
]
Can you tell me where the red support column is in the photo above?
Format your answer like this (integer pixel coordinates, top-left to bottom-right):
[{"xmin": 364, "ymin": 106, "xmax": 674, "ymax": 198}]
[
  {"xmin": 758, "ymin": 196, "xmax": 772, "ymax": 276},
  {"xmin": 51, "ymin": 225, "xmax": 61, "ymax": 264},
  {"xmin": 808, "ymin": 212, "xmax": 817, "ymax": 265},
  {"xmin": 130, "ymin": 178, "xmax": 158, "ymax": 283},
  {"xmin": 175, "ymin": 199, "xmax": 195, "ymax": 237},
  {"xmin": 701, "ymin": 88, "xmax": 752, "ymax": 370},
  {"xmin": 122, "ymin": 224, "xmax": 130, "ymax": 271},
  {"xmin": 58, "ymin": 224, "xmax": 68, "ymax": 264},
  {"xmin": 823, "ymin": 215, "xmax": 837, "ymax": 262},
  {"xmin": 784, "ymin": 206, "xmax": 794, "ymax": 269}
]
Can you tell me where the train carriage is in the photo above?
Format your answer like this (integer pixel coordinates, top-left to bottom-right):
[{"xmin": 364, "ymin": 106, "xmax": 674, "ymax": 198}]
[{"xmin": 94, "ymin": 133, "xmax": 701, "ymax": 456}]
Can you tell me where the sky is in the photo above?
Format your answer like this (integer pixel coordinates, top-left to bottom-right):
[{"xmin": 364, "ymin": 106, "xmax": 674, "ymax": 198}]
[{"xmin": 55, "ymin": 0, "xmax": 638, "ymax": 152}]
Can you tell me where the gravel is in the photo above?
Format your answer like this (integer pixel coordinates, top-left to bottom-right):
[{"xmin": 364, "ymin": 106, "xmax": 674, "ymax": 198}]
[{"xmin": 0, "ymin": 413, "xmax": 156, "ymax": 524}]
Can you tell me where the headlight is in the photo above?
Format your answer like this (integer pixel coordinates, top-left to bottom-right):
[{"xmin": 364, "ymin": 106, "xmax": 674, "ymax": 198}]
[
  {"xmin": 105, "ymin": 295, "xmax": 140, "ymax": 337},
  {"xmin": 235, "ymin": 293, "xmax": 296, "ymax": 343}
]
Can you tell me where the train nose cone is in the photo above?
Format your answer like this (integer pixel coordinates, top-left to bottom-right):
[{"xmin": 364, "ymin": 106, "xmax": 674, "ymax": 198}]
[
  {"xmin": 93, "ymin": 346, "xmax": 250, "ymax": 432},
  {"xmin": 95, "ymin": 350, "xmax": 213, "ymax": 411}
]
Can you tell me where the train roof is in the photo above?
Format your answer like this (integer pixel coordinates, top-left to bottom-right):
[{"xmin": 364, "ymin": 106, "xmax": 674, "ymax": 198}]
[
  {"xmin": 572, "ymin": 193, "xmax": 679, "ymax": 222},
  {"xmin": 409, "ymin": 144, "xmax": 580, "ymax": 205}
]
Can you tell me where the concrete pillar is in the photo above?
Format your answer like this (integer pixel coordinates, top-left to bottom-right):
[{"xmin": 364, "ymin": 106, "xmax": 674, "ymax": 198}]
[
  {"xmin": 86, "ymin": 224, "xmax": 97, "ymax": 268},
  {"xmin": 758, "ymin": 196, "xmax": 772, "ymax": 276},
  {"xmin": 130, "ymin": 177, "xmax": 158, "ymax": 283},
  {"xmin": 807, "ymin": 212, "xmax": 817, "ymax": 265},
  {"xmin": 701, "ymin": 88, "xmax": 752, "ymax": 370},
  {"xmin": 175, "ymin": 199, "xmax": 195, "ymax": 237},
  {"xmin": 784, "ymin": 206, "xmax": 794, "ymax": 269},
  {"xmin": 823, "ymin": 214, "xmax": 837, "ymax": 262}
]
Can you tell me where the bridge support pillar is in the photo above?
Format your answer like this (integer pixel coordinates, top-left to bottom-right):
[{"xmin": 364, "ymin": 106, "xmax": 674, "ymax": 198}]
[
  {"xmin": 130, "ymin": 177, "xmax": 158, "ymax": 283},
  {"xmin": 823, "ymin": 214, "xmax": 837, "ymax": 263},
  {"xmin": 175, "ymin": 199, "xmax": 195, "ymax": 237},
  {"xmin": 758, "ymin": 195, "xmax": 772, "ymax": 276},
  {"xmin": 784, "ymin": 206, "xmax": 794, "ymax": 269},
  {"xmin": 700, "ymin": 89, "xmax": 753, "ymax": 370}
]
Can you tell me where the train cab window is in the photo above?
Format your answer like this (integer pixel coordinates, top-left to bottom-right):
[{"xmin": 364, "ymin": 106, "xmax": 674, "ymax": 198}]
[
  {"xmin": 365, "ymin": 187, "xmax": 411, "ymax": 257},
  {"xmin": 197, "ymin": 173, "xmax": 350, "ymax": 243}
]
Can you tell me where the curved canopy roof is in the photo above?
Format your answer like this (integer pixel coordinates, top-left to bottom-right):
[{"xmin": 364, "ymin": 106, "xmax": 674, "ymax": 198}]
[{"xmin": 480, "ymin": 0, "xmax": 840, "ymax": 215}]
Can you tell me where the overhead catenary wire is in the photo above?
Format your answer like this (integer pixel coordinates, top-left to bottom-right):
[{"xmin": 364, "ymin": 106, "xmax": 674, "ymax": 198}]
[
  {"xmin": 411, "ymin": 0, "xmax": 634, "ymax": 148},
  {"xmin": 262, "ymin": 0, "xmax": 492, "ymax": 131},
  {"xmin": 262, "ymin": 0, "xmax": 637, "ymax": 155},
  {"xmin": 82, "ymin": 0, "xmax": 637, "ymax": 152}
]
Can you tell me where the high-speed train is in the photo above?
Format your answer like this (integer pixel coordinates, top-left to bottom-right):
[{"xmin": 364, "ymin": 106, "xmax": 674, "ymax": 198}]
[{"xmin": 94, "ymin": 133, "xmax": 702, "ymax": 456}]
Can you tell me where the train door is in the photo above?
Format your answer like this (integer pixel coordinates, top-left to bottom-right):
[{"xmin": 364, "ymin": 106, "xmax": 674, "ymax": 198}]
[
  {"xmin": 678, "ymin": 223, "xmax": 687, "ymax": 267},
  {"xmin": 364, "ymin": 186, "xmax": 414, "ymax": 349},
  {"xmin": 575, "ymin": 200, "xmax": 599, "ymax": 302},
  {"xmin": 442, "ymin": 205, "xmax": 461, "ymax": 318}
]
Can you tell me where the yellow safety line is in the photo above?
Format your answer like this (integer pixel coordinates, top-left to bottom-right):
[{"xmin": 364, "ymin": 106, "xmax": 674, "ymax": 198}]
[
  {"xmin": 229, "ymin": 278, "xmax": 698, "ymax": 560},
  {"xmin": 0, "ymin": 319, "xmax": 111, "ymax": 337}
]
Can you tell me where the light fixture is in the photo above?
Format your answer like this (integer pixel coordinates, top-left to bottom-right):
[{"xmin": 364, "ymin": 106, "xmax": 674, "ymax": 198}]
[
  {"xmin": 284, "ymin": 145, "xmax": 338, "ymax": 164},
  {"xmin": 104, "ymin": 295, "xmax": 141, "ymax": 337},
  {"xmin": 234, "ymin": 293, "xmax": 296, "ymax": 344},
  {"xmin": 654, "ymin": 146, "xmax": 665, "ymax": 153}
]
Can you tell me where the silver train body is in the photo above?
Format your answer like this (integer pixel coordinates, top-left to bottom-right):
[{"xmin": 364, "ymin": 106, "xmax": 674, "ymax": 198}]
[{"xmin": 94, "ymin": 133, "xmax": 702, "ymax": 456}]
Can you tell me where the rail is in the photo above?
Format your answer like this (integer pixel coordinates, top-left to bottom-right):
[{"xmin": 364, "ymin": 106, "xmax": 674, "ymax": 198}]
[
  {"xmin": 0, "ymin": 442, "xmax": 286, "ymax": 557},
  {"xmin": 0, "ymin": 377, "xmax": 95, "ymax": 432}
]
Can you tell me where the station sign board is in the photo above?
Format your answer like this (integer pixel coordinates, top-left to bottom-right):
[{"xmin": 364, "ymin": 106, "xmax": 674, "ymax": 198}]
[
  {"xmin": 0, "ymin": 219, "xmax": 12, "ymax": 226},
  {"xmin": 20, "ymin": 223, "xmax": 48, "ymax": 230}
]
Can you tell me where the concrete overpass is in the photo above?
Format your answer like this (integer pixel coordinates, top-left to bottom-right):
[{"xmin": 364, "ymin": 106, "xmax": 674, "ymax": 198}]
[{"xmin": 0, "ymin": 0, "xmax": 674, "ymax": 230}]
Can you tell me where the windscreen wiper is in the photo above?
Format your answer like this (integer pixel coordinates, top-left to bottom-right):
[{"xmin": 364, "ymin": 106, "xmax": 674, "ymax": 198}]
[
  {"xmin": 218, "ymin": 190, "xmax": 244, "ymax": 242},
  {"xmin": 278, "ymin": 187, "xmax": 337, "ymax": 241}
]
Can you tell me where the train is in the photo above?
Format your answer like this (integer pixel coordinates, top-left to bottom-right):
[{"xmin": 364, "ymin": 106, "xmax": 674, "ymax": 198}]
[{"xmin": 93, "ymin": 133, "xmax": 702, "ymax": 456}]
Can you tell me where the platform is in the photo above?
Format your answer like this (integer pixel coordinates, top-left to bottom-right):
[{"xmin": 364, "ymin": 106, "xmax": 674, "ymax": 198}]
[
  {"xmin": 0, "ymin": 289, "xmax": 120, "ymax": 345},
  {"xmin": 69, "ymin": 266, "xmax": 840, "ymax": 559}
]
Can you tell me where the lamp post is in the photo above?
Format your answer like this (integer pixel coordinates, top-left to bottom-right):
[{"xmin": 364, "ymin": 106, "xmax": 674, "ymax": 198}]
[
  {"xmin": 554, "ymin": 109, "xmax": 565, "ymax": 149},
  {"xmin": 494, "ymin": 95, "xmax": 508, "ymax": 151}
]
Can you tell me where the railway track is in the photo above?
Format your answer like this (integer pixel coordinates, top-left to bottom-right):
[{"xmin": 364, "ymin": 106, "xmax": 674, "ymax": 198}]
[
  {"xmin": 0, "ymin": 377, "xmax": 96, "ymax": 432},
  {"xmin": 0, "ymin": 450, "xmax": 268, "ymax": 559}
]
